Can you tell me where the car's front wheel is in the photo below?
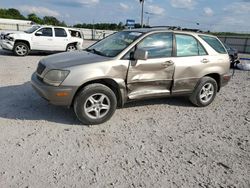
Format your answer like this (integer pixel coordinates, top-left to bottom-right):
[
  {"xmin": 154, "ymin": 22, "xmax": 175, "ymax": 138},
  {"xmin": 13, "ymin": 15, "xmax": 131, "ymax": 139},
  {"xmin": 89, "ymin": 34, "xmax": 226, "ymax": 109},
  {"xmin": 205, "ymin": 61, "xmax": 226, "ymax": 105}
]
[
  {"xmin": 13, "ymin": 42, "xmax": 29, "ymax": 56},
  {"xmin": 189, "ymin": 76, "xmax": 218, "ymax": 107},
  {"xmin": 74, "ymin": 84, "xmax": 117, "ymax": 125}
]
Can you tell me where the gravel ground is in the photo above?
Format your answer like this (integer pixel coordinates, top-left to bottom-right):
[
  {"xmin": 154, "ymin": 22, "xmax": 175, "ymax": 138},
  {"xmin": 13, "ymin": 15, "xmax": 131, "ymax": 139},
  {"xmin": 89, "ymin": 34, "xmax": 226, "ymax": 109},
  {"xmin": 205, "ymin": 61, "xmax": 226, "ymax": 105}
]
[{"xmin": 0, "ymin": 43, "xmax": 249, "ymax": 188}]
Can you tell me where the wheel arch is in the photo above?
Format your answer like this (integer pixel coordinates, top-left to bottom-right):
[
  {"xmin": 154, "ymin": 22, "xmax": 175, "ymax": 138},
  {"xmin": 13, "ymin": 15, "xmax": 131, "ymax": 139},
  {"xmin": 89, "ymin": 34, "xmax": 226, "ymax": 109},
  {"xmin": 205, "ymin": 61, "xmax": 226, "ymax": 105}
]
[
  {"xmin": 72, "ymin": 78, "xmax": 125, "ymax": 108},
  {"xmin": 14, "ymin": 40, "xmax": 30, "ymax": 50},
  {"xmin": 203, "ymin": 73, "xmax": 221, "ymax": 92},
  {"xmin": 67, "ymin": 42, "xmax": 78, "ymax": 49}
]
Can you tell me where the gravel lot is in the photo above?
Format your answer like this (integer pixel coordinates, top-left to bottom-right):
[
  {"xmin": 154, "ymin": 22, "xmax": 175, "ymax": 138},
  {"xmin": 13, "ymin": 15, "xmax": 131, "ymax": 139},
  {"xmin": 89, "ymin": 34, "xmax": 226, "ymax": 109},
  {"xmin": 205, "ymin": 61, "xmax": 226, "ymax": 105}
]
[{"xmin": 0, "ymin": 43, "xmax": 249, "ymax": 188}]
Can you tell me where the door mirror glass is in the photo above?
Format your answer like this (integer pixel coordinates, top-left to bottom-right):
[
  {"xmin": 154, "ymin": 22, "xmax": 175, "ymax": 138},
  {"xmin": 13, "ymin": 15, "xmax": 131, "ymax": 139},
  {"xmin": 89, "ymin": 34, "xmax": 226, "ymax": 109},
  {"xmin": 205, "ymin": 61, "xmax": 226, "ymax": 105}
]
[
  {"xmin": 35, "ymin": 31, "xmax": 43, "ymax": 36},
  {"xmin": 134, "ymin": 49, "xmax": 148, "ymax": 60}
]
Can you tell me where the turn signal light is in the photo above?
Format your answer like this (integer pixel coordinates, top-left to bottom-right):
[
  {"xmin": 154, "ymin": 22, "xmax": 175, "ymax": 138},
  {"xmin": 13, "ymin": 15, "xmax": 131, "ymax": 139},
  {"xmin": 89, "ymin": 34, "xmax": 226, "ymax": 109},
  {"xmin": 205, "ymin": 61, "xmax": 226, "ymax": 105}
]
[{"xmin": 56, "ymin": 92, "xmax": 69, "ymax": 97}]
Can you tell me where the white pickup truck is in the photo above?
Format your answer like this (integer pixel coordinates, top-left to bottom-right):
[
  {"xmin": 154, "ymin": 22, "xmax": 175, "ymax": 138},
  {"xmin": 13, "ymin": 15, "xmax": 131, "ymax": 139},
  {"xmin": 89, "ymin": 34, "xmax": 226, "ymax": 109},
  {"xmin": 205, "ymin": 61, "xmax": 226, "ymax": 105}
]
[{"xmin": 0, "ymin": 25, "xmax": 84, "ymax": 56}]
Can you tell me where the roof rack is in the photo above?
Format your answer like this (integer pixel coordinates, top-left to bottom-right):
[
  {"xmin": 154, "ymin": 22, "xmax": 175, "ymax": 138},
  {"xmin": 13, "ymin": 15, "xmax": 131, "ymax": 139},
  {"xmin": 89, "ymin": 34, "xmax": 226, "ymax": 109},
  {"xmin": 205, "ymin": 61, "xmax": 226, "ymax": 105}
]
[{"xmin": 149, "ymin": 26, "xmax": 205, "ymax": 33}]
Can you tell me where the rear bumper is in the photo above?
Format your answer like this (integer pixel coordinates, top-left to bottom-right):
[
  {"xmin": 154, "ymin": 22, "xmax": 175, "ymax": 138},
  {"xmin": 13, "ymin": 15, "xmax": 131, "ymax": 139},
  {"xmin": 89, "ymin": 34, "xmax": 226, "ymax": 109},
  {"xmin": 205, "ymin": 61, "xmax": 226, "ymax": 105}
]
[
  {"xmin": 31, "ymin": 73, "xmax": 77, "ymax": 107},
  {"xmin": 220, "ymin": 73, "xmax": 231, "ymax": 88},
  {"xmin": 0, "ymin": 40, "xmax": 14, "ymax": 50}
]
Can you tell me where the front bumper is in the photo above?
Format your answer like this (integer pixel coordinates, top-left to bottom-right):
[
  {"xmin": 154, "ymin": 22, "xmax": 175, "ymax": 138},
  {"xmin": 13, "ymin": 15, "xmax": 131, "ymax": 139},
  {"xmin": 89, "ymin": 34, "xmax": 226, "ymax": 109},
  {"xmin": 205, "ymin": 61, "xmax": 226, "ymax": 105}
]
[
  {"xmin": 0, "ymin": 40, "xmax": 14, "ymax": 50},
  {"xmin": 220, "ymin": 73, "xmax": 231, "ymax": 88},
  {"xmin": 31, "ymin": 73, "xmax": 77, "ymax": 107}
]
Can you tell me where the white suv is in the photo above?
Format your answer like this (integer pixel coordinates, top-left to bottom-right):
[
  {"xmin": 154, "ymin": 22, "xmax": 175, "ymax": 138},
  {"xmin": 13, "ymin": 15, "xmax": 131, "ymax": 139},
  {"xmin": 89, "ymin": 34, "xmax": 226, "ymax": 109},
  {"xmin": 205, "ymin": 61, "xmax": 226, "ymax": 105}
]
[{"xmin": 0, "ymin": 25, "xmax": 84, "ymax": 56}]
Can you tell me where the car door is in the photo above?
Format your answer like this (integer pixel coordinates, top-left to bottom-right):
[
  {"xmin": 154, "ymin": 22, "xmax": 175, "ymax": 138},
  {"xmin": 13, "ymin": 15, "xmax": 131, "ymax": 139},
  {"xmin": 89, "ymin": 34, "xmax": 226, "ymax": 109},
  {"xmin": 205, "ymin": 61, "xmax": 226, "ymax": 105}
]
[
  {"xmin": 53, "ymin": 28, "xmax": 69, "ymax": 51},
  {"xmin": 171, "ymin": 33, "xmax": 209, "ymax": 94},
  {"xmin": 31, "ymin": 27, "xmax": 54, "ymax": 51},
  {"xmin": 126, "ymin": 32, "xmax": 175, "ymax": 100}
]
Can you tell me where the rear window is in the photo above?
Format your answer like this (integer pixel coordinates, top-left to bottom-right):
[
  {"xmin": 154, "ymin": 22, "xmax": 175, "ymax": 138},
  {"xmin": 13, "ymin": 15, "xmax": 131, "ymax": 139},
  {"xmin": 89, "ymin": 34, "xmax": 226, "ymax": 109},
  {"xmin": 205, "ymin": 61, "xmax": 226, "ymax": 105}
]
[
  {"xmin": 69, "ymin": 30, "xmax": 82, "ymax": 38},
  {"xmin": 199, "ymin": 35, "xmax": 227, "ymax": 54}
]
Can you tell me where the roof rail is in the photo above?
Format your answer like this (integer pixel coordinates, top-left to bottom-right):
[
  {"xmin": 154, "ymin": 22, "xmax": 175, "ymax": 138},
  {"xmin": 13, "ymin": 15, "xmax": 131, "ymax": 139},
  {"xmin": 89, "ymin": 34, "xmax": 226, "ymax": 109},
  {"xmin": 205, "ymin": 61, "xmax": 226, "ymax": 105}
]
[{"xmin": 149, "ymin": 26, "xmax": 205, "ymax": 33}]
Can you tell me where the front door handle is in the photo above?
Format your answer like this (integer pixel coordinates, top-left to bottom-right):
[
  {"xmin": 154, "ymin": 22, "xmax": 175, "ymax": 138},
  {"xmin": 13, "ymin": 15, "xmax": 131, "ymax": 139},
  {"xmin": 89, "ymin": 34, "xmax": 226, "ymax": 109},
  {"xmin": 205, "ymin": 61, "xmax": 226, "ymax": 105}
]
[
  {"xmin": 201, "ymin": 58, "xmax": 210, "ymax": 63},
  {"xmin": 162, "ymin": 60, "xmax": 174, "ymax": 67}
]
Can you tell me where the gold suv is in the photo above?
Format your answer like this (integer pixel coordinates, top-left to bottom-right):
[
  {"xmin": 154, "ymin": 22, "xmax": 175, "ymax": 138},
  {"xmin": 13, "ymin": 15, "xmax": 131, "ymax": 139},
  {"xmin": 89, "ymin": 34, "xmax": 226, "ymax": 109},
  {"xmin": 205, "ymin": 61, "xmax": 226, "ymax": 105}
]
[{"xmin": 31, "ymin": 28, "xmax": 231, "ymax": 125}]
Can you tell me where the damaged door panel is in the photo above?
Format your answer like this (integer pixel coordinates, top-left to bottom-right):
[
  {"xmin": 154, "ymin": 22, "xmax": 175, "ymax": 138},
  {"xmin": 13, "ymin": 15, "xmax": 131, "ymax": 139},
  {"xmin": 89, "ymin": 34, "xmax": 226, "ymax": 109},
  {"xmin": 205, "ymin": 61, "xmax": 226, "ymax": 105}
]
[
  {"xmin": 127, "ymin": 58, "xmax": 175, "ymax": 99},
  {"xmin": 126, "ymin": 32, "xmax": 174, "ymax": 99}
]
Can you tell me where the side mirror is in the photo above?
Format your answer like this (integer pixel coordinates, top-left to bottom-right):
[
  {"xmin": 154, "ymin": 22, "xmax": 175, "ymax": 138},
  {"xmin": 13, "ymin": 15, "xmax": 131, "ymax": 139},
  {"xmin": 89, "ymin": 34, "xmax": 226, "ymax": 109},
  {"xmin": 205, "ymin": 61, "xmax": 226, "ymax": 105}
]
[
  {"xmin": 133, "ymin": 49, "xmax": 148, "ymax": 60},
  {"xmin": 35, "ymin": 31, "xmax": 43, "ymax": 36}
]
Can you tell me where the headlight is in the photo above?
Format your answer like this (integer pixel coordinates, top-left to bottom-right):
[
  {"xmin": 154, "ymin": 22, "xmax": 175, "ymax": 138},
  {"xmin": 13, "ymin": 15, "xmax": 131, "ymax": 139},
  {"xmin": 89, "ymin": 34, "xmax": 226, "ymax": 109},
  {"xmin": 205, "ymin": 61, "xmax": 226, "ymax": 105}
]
[
  {"xmin": 43, "ymin": 70, "xmax": 70, "ymax": 86},
  {"xmin": 6, "ymin": 36, "xmax": 14, "ymax": 41}
]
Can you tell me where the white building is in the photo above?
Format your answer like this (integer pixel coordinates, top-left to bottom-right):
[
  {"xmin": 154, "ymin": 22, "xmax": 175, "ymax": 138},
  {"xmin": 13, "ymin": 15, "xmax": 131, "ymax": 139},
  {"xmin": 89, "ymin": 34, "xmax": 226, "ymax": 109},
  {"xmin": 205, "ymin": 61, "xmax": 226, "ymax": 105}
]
[{"xmin": 0, "ymin": 18, "xmax": 33, "ymax": 31}]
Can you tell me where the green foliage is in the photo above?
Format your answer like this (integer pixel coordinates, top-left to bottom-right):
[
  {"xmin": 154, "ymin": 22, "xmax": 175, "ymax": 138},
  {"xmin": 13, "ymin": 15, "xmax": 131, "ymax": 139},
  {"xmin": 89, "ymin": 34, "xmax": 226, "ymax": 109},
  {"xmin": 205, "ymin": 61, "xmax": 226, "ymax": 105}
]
[
  {"xmin": 27, "ymin": 13, "xmax": 44, "ymax": 24},
  {"xmin": 73, "ymin": 22, "xmax": 125, "ymax": 30},
  {"xmin": 0, "ymin": 8, "xmax": 66, "ymax": 27},
  {"xmin": 43, "ymin": 16, "xmax": 66, "ymax": 26},
  {"xmin": 0, "ymin": 8, "xmax": 25, "ymax": 19}
]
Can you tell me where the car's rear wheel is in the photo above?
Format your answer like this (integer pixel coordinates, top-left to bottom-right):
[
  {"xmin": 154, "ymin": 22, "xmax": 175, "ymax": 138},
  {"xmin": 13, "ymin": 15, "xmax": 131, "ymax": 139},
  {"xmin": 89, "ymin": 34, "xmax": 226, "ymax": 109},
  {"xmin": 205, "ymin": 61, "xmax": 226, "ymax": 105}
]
[
  {"xmin": 14, "ymin": 42, "xmax": 29, "ymax": 56},
  {"xmin": 66, "ymin": 44, "xmax": 77, "ymax": 52},
  {"xmin": 189, "ymin": 77, "xmax": 218, "ymax": 107},
  {"xmin": 74, "ymin": 83, "xmax": 117, "ymax": 125}
]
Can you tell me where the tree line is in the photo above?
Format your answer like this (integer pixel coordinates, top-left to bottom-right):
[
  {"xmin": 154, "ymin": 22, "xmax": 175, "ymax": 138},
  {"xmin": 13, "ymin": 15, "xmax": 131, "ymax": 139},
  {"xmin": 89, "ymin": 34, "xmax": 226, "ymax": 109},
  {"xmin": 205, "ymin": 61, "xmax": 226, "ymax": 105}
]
[
  {"xmin": 0, "ymin": 8, "xmax": 66, "ymax": 26},
  {"xmin": 0, "ymin": 8, "xmax": 130, "ymax": 30}
]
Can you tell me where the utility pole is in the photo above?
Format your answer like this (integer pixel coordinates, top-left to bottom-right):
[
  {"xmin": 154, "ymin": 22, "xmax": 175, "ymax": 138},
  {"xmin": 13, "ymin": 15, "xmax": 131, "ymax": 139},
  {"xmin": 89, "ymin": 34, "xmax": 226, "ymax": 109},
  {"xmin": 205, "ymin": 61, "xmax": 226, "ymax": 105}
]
[{"xmin": 140, "ymin": 0, "xmax": 144, "ymax": 28}]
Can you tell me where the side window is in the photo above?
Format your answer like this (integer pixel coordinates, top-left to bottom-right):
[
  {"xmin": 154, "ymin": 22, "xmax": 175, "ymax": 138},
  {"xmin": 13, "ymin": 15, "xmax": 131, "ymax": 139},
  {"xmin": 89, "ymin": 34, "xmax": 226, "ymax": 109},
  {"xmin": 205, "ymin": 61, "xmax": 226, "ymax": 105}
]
[
  {"xmin": 54, "ymin": 28, "xmax": 67, "ymax": 37},
  {"xmin": 176, "ymin": 34, "xmax": 199, "ymax": 57},
  {"xmin": 137, "ymin": 32, "xmax": 173, "ymax": 58},
  {"xmin": 198, "ymin": 43, "xmax": 207, "ymax": 55},
  {"xmin": 35, "ymin": 28, "xmax": 53, "ymax": 37},
  {"xmin": 199, "ymin": 35, "xmax": 227, "ymax": 54}
]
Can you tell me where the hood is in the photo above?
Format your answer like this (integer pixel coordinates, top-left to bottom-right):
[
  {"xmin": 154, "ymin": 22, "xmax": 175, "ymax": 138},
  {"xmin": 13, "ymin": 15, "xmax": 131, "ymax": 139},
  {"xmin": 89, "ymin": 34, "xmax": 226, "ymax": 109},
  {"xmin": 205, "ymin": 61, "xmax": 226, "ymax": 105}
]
[
  {"xmin": 40, "ymin": 51, "xmax": 112, "ymax": 69},
  {"xmin": 1, "ymin": 30, "xmax": 25, "ymax": 35}
]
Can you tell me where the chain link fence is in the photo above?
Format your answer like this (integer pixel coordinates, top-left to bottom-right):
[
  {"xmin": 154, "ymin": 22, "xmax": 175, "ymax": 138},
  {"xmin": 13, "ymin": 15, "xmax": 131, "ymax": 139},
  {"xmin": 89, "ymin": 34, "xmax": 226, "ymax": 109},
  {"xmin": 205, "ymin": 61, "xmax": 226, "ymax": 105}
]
[{"xmin": 218, "ymin": 36, "xmax": 250, "ymax": 54}]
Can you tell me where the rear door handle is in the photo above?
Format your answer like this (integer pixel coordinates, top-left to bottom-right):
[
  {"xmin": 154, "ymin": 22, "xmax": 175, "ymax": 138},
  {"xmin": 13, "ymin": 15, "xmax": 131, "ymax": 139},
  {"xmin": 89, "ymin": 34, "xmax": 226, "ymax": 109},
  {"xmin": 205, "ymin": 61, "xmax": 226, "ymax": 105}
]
[{"xmin": 201, "ymin": 58, "xmax": 209, "ymax": 63}]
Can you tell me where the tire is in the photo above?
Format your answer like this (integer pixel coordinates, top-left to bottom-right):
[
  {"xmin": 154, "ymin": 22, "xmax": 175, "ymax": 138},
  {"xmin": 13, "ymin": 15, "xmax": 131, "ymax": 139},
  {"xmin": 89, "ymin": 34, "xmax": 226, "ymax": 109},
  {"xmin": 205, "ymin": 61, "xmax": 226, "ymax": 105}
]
[
  {"xmin": 189, "ymin": 76, "xmax": 218, "ymax": 107},
  {"xmin": 13, "ymin": 42, "xmax": 29, "ymax": 56},
  {"xmin": 66, "ymin": 44, "xmax": 77, "ymax": 52},
  {"xmin": 74, "ymin": 83, "xmax": 117, "ymax": 125}
]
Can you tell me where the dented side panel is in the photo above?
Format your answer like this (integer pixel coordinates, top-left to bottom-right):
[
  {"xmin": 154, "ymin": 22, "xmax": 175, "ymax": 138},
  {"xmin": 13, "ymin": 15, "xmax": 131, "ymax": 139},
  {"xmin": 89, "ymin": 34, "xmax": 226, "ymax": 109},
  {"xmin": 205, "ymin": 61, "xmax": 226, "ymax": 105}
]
[
  {"xmin": 127, "ymin": 58, "xmax": 175, "ymax": 99},
  {"xmin": 172, "ymin": 54, "xmax": 230, "ymax": 94}
]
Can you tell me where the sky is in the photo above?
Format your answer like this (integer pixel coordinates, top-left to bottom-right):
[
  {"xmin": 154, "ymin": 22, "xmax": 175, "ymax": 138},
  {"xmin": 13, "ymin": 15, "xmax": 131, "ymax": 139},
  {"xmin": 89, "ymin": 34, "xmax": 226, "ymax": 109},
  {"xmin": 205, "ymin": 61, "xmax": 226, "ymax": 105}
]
[{"xmin": 1, "ymin": 0, "xmax": 250, "ymax": 32}]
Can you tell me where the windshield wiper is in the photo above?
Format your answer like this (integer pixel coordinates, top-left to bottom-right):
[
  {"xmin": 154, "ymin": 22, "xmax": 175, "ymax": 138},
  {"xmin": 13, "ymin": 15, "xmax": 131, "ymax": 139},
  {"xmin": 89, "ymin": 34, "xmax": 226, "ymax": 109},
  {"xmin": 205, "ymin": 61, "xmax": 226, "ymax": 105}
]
[{"xmin": 86, "ymin": 48, "xmax": 106, "ymax": 56}]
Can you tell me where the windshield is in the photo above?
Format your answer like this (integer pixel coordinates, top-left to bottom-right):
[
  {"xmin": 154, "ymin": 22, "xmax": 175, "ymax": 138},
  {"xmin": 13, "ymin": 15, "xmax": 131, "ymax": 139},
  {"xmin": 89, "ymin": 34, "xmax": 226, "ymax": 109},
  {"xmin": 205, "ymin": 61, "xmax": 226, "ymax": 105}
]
[
  {"xmin": 25, "ymin": 25, "xmax": 41, "ymax": 33},
  {"xmin": 87, "ymin": 31, "xmax": 143, "ymax": 57}
]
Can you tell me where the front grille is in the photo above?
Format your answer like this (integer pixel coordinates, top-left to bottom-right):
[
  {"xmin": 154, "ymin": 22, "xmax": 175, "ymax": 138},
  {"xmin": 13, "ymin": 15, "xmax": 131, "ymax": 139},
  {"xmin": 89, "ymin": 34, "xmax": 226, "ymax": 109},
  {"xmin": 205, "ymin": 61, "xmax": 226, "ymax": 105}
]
[{"xmin": 36, "ymin": 63, "xmax": 46, "ymax": 75}]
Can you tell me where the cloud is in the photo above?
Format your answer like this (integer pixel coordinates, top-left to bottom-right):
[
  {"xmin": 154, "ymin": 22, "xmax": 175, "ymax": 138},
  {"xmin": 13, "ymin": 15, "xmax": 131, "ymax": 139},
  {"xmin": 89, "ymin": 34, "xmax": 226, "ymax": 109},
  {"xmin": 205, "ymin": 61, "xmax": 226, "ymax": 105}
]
[
  {"xmin": 19, "ymin": 5, "xmax": 60, "ymax": 17},
  {"xmin": 223, "ymin": 2, "xmax": 250, "ymax": 14},
  {"xmin": 49, "ymin": 0, "xmax": 99, "ymax": 8},
  {"xmin": 119, "ymin": 3, "xmax": 129, "ymax": 11},
  {"xmin": 203, "ymin": 7, "xmax": 214, "ymax": 17},
  {"xmin": 211, "ymin": 1, "xmax": 250, "ymax": 32},
  {"xmin": 170, "ymin": 0, "xmax": 196, "ymax": 10},
  {"xmin": 146, "ymin": 5, "xmax": 165, "ymax": 15},
  {"xmin": 78, "ymin": 0, "xmax": 99, "ymax": 6}
]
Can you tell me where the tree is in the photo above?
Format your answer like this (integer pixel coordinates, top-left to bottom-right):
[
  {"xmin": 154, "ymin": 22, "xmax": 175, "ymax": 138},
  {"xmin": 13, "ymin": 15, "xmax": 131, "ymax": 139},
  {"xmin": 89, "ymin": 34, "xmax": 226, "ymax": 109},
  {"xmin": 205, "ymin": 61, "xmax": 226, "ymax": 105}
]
[
  {"xmin": 0, "ymin": 8, "xmax": 25, "ymax": 19},
  {"xmin": 7, "ymin": 8, "xmax": 26, "ymax": 19},
  {"xmin": 27, "ymin": 13, "xmax": 43, "ymax": 24},
  {"xmin": 43, "ymin": 16, "xmax": 66, "ymax": 26}
]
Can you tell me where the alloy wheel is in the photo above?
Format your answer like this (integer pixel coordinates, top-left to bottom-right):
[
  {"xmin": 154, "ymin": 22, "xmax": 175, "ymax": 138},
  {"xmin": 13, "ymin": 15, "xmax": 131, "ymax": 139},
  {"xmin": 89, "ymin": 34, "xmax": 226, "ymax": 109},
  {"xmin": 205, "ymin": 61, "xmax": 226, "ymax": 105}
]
[
  {"xmin": 15, "ymin": 45, "xmax": 27, "ymax": 56},
  {"xmin": 199, "ymin": 83, "xmax": 214, "ymax": 103},
  {"xmin": 84, "ymin": 93, "xmax": 111, "ymax": 119}
]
